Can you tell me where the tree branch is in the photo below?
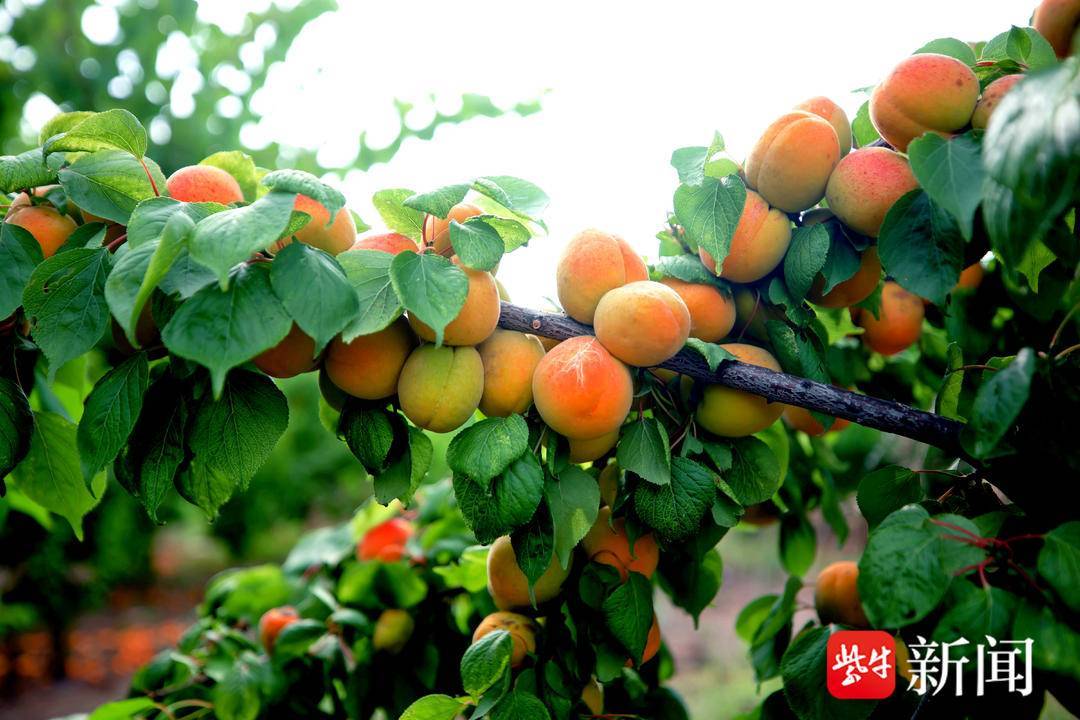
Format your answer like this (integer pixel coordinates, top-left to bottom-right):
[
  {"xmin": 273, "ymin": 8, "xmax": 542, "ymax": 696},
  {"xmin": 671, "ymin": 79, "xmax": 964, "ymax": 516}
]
[{"xmin": 496, "ymin": 302, "xmax": 964, "ymax": 454}]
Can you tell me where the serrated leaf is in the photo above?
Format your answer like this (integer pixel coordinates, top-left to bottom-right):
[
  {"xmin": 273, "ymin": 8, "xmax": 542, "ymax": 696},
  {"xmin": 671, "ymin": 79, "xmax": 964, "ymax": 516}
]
[
  {"xmin": 1038, "ymin": 522, "xmax": 1080, "ymax": 613},
  {"xmin": 783, "ymin": 224, "xmax": 830, "ymax": 302},
  {"xmin": 0, "ymin": 223, "xmax": 44, "ymax": 318},
  {"xmin": 471, "ymin": 176, "xmax": 549, "ymax": 222},
  {"xmin": 673, "ymin": 175, "xmax": 746, "ymax": 275},
  {"xmin": 0, "ymin": 148, "xmax": 62, "ymax": 193},
  {"xmin": 454, "ymin": 453, "xmax": 544, "ymax": 543},
  {"xmin": 725, "ymin": 437, "xmax": 781, "ymax": 506},
  {"xmin": 851, "ymin": 100, "xmax": 880, "ymax": 147},
  {"xmin": 77, "ymin": 353, "xmax": 148, "ymax": 480},
  {"xmin": 461, "ymin": 629, "xmax": 512, "ymax": 699},
  {"xmin": 781, "ymin": 626, "xmax": 877, "ymax": 720},
  {"xmin": 937, "ymin": 343, "xmax": 965, "ymax": 420},
  {"xmin": 961, "ymin": 348, "xmax": 1035, "ymax": 458},
  {"xmin": 602, "ymin": 572, "xmax": 654, "ymax": 664},
  {"xmin": 685, "ymin": 338, "xmax": 737, "ymax": 371},
  {"xmin": 907, "ymin": 133, "xmax": 983, "ymax": 240},
  {"xmin": 188, "ymin": 191, "xmax": 296, "ymax": 289},
  {"xmin": 490, "ymin": 691, "xmax": 550, "ymax": 720},
  {"xmin": 43, "ymin": 109, "xmax": 147, "ymax": 158},
  {"xmin": 616, "ymin": 418, "xmax": 671, "ymax": 485},
  {"xmin": 389, "ymin": 252, "xmax": 468, "ymax": 347},
  {"xmin": 654, "ymin": 254, "xmax": 717, "ymax": 284},
  {"xmin": 545, "ymin": 466, "xmax": 600, "ymax": 569},
  {"xmin": 212, "ymin": 658, "xmax": 262, "ymax": 720},
  {"xmin": 372, "ymin": 188, "xmax": 424, "ymax": 241},
  {"xmin": 404, "ymin": 184, "xmax": 470, "ymax": 217},
  {"xmin": 336, "ymin": 249, "xmax": 403, "ymax": 340},
  {"xmin": 915, "ymin": 37, "xmax": 977, "ymax": 65},
  {"xmin": 339, "ymin": 404, "xmax": 397, "ymax": 473},
  {"xmin": 779, "ymin": 514, "xmax": 816, "ymax": 576},
  {"xmin": 38, "ymin": 111, "xmax": 96, "ymax": 146},
  {"xmin": 1, "ymin": 378, "xmax": 32, "ymax": 486},
  {"xmin": 855, "ymin": 466, "xmax": 923, "ymax": 529},
  {"xmin": 512, "ymin": 506, "xmax": 556, "ymax": 592},
  {"xmin": 634, "ymin": 456, "xmax": 714, "ymax": 542},
  {"xmin": 126, "ymin": 196, "xmax": 223, "ymax": 249},
  {"xmin": 446, "ymin": 415, "xmax": 529, "ymax": 484},
  {"xmin": 400, "ymin": 694, "xmax": 468, "ymax": 720},
  {"xmin": 450, "ymin": 218, "xmax": 504, "ymax": 271},
  {"xmin": 269, "ymin": 242, "xmax": 358, "ymax": 353},
  {"xmin": 261, "ymin": 169, "xmax": 344, "ymax": 221},
  {"xmin": 58, "ymin": 149, "xmax": 166, "ymax": 225},
  {"xmin": 878, "ymin": 190, "xmax": 963, "ymax": 305}
]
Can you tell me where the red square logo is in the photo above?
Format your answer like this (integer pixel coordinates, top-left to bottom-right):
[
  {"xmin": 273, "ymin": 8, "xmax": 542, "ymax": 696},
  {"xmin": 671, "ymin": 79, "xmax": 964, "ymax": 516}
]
[{"xmin": 827, "ymin": 630, "xmax": 896, "ymax": 700}]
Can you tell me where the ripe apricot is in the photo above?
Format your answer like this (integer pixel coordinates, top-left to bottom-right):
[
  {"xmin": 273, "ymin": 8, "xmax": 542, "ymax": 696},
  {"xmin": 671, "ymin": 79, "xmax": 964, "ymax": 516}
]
[
  {"xmin": 807, "ymin": 247, "xmax": 881, "ymax": 309},
  {"xmin": 782, "ymin": 404, "xmax": 850, "ymax": 436},
  {"xmin": 825, "ymin": 147, "xmax": 918, "ymax": 237},
  {"xmin": 352, "ymin": 232, "xmax": 419, "ymax": 254},
  {"xmin": 532, "ymin": 336, "xmax": 633, "ymax": 440},
  {"xmin": 373, "ymin": 609, "xmax": 415, "ymax": 654},
  {"xmin": 869, "ymin": 53, "xmax": 979, "ymax": 152},
  {"xmin": 854, "ymin": 281, "xmax": 924, "ymax": 356},
  {"xmin": 487, "ymin": 535, "xmax": 571, "ymax": 611},
  {"xmin": 971, "ymin": 75, "xmax": 1023, "ymax": 129},
  {"xmin": 409, "ymin": 260, "xmax": 500, "ymax": 346},
  {"xmin": 3, "ymin": 193, "xmax": 77, "ymax": 258},
  {"xmin": 658, "ymin": 278, "xmax": 736, "ymax": 343},
  {"xmin": 277, "ymin": 194, "xmax": 356, "ymax": 256},
  {"xmin": 259, "ymin": 606, "xmax": 299, "ymax": 652},
  {"xmin": 694, "ymin": 343, "xmax": 785, "ymax": 437},
  {"xmin": 556, "ymin": 229, "xmax": 649, "ymax": 324},
  {"xmin": 745, "ymin": 111, "xmax": 841, "ymax": 213},
  {"xmin": 325, "ymin": 318, "xmax": 416, "ymax": 399},
  {"xmin": 253, "ymin": 323, "xmax": 317, "ymax": 378},
  {"xmin": 582, "ymin": 507, "xmax": 659, "ymax": 581},
  {"xmin": 568, "ymin": 430, "xmax": 620, "ymax": 464},
  {"xmin": 358, "ymin": 517, "xmax": 415, "ymax": 562},
  {"xmin": 814, "ymin": 561, "xmax": 870, "ymax": 627},
  {"xmin": 698, "ymin": 190, "xmax": 792, "ymax": 283},
  {"xmin": 477, "ymin": 330, "xmax": 546, "ymax": 417},
  {"xmin": 794, "ymin": 96, "xmax": 852, "ymax": 157},
  {"xmin": 472, "ymin": 612, "xmax": 538, "ymax": 668},
  {"xmin": 398, "ymin": 344, "xmax": 484, "ymax": 432},
  {"xmin": 626, "ymin": 615, "xmax": 662, "ymax": 667},
  {"xmin": 165, "ymin": 165, "xmax": 244, "ymax": 205},
  {"xmin": 1034, "ymin": 0, "xmax": 1080, "ymax": 57},
  {"xmin": 594, "ymin": 281, "xmax": 691, "ymax": 367},
  {"xmin": 423, "ymin": 202, "xmax": 483, "ymax": 255},
  {"xmin": 953, "ymin": 263, "xmax": 984, "ymax": 293}
]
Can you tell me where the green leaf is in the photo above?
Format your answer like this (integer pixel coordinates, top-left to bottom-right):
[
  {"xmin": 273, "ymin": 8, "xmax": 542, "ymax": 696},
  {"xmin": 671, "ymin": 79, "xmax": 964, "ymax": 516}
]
[
  {"xmin": 188, "ymin": 191, "xmax": 296, "ymax": 289},
  {"xmin": 1, "ymin": 378, "xmax": 32, "ymax": 486},
  {"xmin": 780, "ymin": 626, "xmax": 877, "ymax": 720},
  {"xmin": 654, "ymin": 254, "xmax": 717, "ymax": 284},
  {"xmin": 161, "ymin": 263, "xmax": 293, "ymax": 397},
  {"xmin": 43, "ymin": 109, "xmax": 147, "ymax": 158},
  {"xmin": 851, "ymin": 100, "xmax": 880, "ymax": 147},
  {"xmin": 461, "ymin": 628, "xmax": 513, "ymax": 699},
  {"xmin": 450, "ymin": 218, "xmax": 504, "ymax": 271},
  {"xmin": 817, "ymin": 231, "xmax": 862, "ymax": 295},
  {"xmin": 878, "ymin": 190, "xmax": 963, "ymax": 305},
  {"xmin": 269, "ymin": 242, "xmax": 358, "ymax": 354},
  {"xmin": 38, "ymin": 111, "xmax": 96, "ymax": 145},
  {"xmin": 982, "ymin": 26, "xmax": 1058, "ymax": 69},
  {"xmin": 684, "ymin": 338, "xmax": 738, "ymax": 371},
  {"xmin": 126, "ymin": 196, "xmax": 223, "ymax": 249},
  {"xmin": 212, "ymin": 658, "xmax": 262, "ymax": 720},
  {"xmin": 937, "ymin": 343, "xmax": 965, "ymax": 420},
  {"xmin": 261, "ymin": 168, "xmax": 344, "ymax": 220},
  {"xmin": 58, "ymin": 149, "xmax": 166, "ymax": 225},
  {"xmin": 404, "ymin": 184, "xmax": 470, "ymax": 217},
  {"xmin": 446, "ymin": 415, "xmax": 529, "ymax": 484},
  {"xmin": 670, "ymin": 146, "xmax": 709, "ymax": 186},
  {"xmin": 200, "ymin": 151, "xmax": 259, "ymax": 202},
  {"xmin": 783, "ymin": 224, "xmax": 830, "ymax": 302},
  {"xmin": 0, "ymin": 148, "xmax": 61, "ymax": 193},
  {"xmin": 779, "ymin": 514, "xmax": 816, "ymax": 577},
  {"xmin": 932, "ymin": 583, "xmax": 1017, "ymax": 655},
  {"xmin": 372, "ymin": 188, "xmax": 425, "ymax": 241},
  {"xmin": 961, "ymin": 348, "xmax": 1035, "ymax": 458},
  {"xmin": 178, "ymin": 370, "xmax": 289, "ymax": 519},
  {"xmin": 907, "ymin": 133, "xmax": 983, "ymax": 239},
  {"xmin": 602, "ymin": 572, "xmax": 654, "ymax": 664},
  {"xmin": 336, "ymin": 249, "xmax": 403, "ymax": 340},
  {"xmin": 725, "ymin": 437, "xmax": 781, "ymax": 506},
  {"xmin": 915, "ymin": 37, "xmax": 977, "ymax": 65},
  {"xmin": 0, "ymin": 223, "xmax": 44, "ymax": 318},
  {"xmin": 471, "ymin": 176, "xmax": 549, "ymax": 222},
  {"xmin": 389, "ymin": 251, "xmax": 468, "ymax": 346},
  {"xmin": 634, "ymin": 457, "xmax": 715, "ymax": 543},
  {"xmin": 736, "ymin": 594, "xmax": 778, "ymax": 643},
  {"xmin": 660, "ymin": 548, "xmax": 722, "ymax": 625},
  {"xmin": 88, "ymin": 698, "xmax": 158, "ymax": 720},
  {"xmin": 855, "ymin": 466, "xmax": 923, "ymax": 529},
  {"xmin": 545, "ymin": 465, "xmax": 601, "ymax": 569},
  {"xmin": 1038, "ymin": 521, "xmax": 1080, "ymax": 613},
  {"xmin": 673, "ymin": 175, "xmax": 746, "ymax": 275},
  {"xmin": 374, "ymin": 425, "xmax": 432, "ymax": 505},
  {"xmin": 271, "ymin": 620, "xmax": 326, "ymax": 660},
  {"xmin": 454, "ymin": 453, "xmax": 544, "ymax": 543},
  {"xmin": 339, "ymin": 405, "xmax": 397, "ymax": 473},
  {"xmin": 490, "ymin": 690, "xmax": 551, "ymax": 720},
  {"xmin": 616, "ymin": 417, "xmax": 671, "ymax": 486},
  {"xmin": 22, "ymin": 248, "xmax": 113, "ymax": 378},
  {"xmin": 77, "ymin": 353, "xmax": 148, "ymax": 480},
  {"xmin": 766, "ymin": 322, "xmax": 829, "ymax": 394},
  {"xmin": 1012, "ymin": 598, "xmax": 1080, "ymax": 681},
  {"xmin": 511, "ymin": 506, "xmax": 556, "ymax": 592},
  {"xmin": 400, "ymin": 694, "xmax": 468, "ymax": 720}
]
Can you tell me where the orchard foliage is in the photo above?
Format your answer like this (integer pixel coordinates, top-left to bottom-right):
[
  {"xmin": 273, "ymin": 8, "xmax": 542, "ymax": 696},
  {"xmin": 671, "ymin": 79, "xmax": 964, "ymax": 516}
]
[{"xmin": 2, "ymin": 8, "xmax": 1080, "ymax": 720}]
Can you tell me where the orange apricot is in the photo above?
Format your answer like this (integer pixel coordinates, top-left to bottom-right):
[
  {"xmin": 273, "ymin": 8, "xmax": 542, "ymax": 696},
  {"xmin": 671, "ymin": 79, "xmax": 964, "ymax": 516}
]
[
  {"xmin": 568, "ymin": 430, "xmax": 620, "ymax": 464},
  {"xmin": 1034, "ymin": 0, "xmax": 1080, "ymax": 57},
  {"xmin": 358, "ymin": 517, "xmax": 415, "ymax": 562},
  {"xmin": 409, "ymin": 261, "xmax": 500, "ymax": 346},
  {"xmin": 794, "ymin": 96, "xmax": 852, "ymax": 157},
  {"xmin": 278, "ymin": 194, "xmax": 357, "ymax": 255},
  {"xmin": 745, "ymin": 110, "xmax": 841, "ymax": 213},
  {"xmin": 531, "ymin": 336, "xmax": 633, "ymax": 440},
  {"xmin": 324, "ymin": 318, "xmax": 416, "ymax": 399},
  {"xmin": 698, "ymin": 190, "xmax": 792, "ymax": 283},
  {"xmin": 165, "ymin": 165, "xmax": 244, "ymax": 205},
  {"xmin": 487, "ymin": 535, "xmax": 571, "ymax": 611},
  {"xmin": 782, "ymin": 404, "xmax": 850, "ymax": 436},
  {"xmin": 3, "ymin": 193, "xmax": 77, "ymax": 258},
  {"xmin": 694, "ymin": 343, "xmax": 785, "ymax": 437},
  {"xmin": 397, "ymin": 344, "xmax": 484, "ymax": 433},
  {"xmin": 352, "ymin": 231, "xmax": 419, "ymax": 254},
  {"xmin": 808, "ymin": 247, "xmax": 881, "ymax": 309},
  {"xmin": 582, "ymin": 507, "xmax": 659, "ymax": 582},
  {"xmin": 953, "ymin": 263, "xmax": 984, "ymax": 293},
  {"xmin": 472, "ymin": 612, "xmax": 538, "ymax": 668},
  {"xmin": 253, "ymin": 323, "xmax": 318, "ymax": 378},
  {"xmin": 825, "ymin": 147, "xmax": 919, "ymax": 237},
  {"xmin": 594, "ymin": 280, "xmax": 691, "ymax": 367},
  {"xmin": 627, "ymin": 615, "xmax": 662, "ymax": 667},
  {"xmin": 556, "ymin": 229, "xmax": 649, "ymax": 324},
  {"xmin": 971, "ymin": 74, "xmax": 1024, "ymax": 129},
  {"xmin": 423, "ymin": 202, "xmax": 484, "ymax": 255},
  {"xmin": 814, "ymin": 561, "xmax": 870, "ymax": 627},
  {"xmin": 658, "ymin": 278, "xmax": 737, "ymax": 343},
  {"xmin": 854, "ymin": 281, "xmax": 924, "ymax": 356},
  {"xmin": 258, "ymin": 606, "xmax": 299, "ymax": 653},
  {"xmin": 477, "ymin": 330, "xmax": 546, "ymax": 417}
]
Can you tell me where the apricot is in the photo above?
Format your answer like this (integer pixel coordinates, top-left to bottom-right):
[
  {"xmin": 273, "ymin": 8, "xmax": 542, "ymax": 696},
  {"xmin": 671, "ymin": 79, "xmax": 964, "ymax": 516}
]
[
  {"xmin": 477, "ymin": 330, "xmax": 546, "ymax": 417},
  {"xmin": 594, "ymin": 281, "xmax": 691, "ymax": 367},
  {"xmin": 971, "ymin": 75, "xmax": 1023, "ymax": 130},
  {"xmin": 853, "ymin": 281, "xmax": 924, "ymax": 356},
  {"xmin": 253, "ymin": 323, "xmax": 317, "ymax": 378},
  {"xmin": 694, "ymin": 343, "xmax": 785, "ymax": 437},
  {"xmin": 814, "ymin": 561, "xmax": 870, "ymax": 627},
  {"xmin": 782, "ymin": 404, "xmax": 850, "ymax": 436},
  {"xmin": 568, "ymin": 430, "xmax": 620, "ymax": 464},
  {"xmin": 531, "ymin": 336, "xmax": 633, "ymax": 440},
  {"xmin": 581, "ymin": 678, "xmax": 604, "ymax": 715},
  {"xmin": 732, "ymin": 288, "xmax": 773, "ymax": 342},
  {"xmin": 794, "ymin": 96, "xmax": 852, "ymax": 157},
  {"xmin": 869, "ymin": 53, "xmax": 979, "ymax": 152},
  {"xmin": 556, "ymin": 229, "xmax": 649, "ymax": 324},
  {"xmin": 397, "ymin": 344, "xmax": 484, "ymax": 433},
  {"xmin": 658, "ymin": 278, "xmax": 736, "ymax": 343},
  {"xmin": 808, "ymin": 247, "xmax": 881, "ymax": 309},
  {"xmin": 472, "ymin": 612, "xmax": 538, "ymax": 668},
  {"xmin": 357, "ymin": 517, "xmax": 415, "ymax": 562},
  {"xmin": 373, "ymin": 609, "xmax": 415, "ymax": 654},
  {"xmin": 626, "ymin": 615, "xmax": 662, "ymax": 667},
  {"xmin": 409, "ymin": 261, "xmax": 500, "ymax": 346},
  {"xmin": 165, "ymin": 165, "xmax": 244, "ymax": 205},
  {"xmin": 698, "ymin": 190, "xmax": 791, "ymax": 283},
  {"xmin": 352, "ymin": 232, "xmax": 419, "ymax": 254},
  {"xmin": 582, "ymin": 507, "xmax": 659, "ymax": 581},
  {"xmin": 278, "ymin": 194, "xmax": 356, "ymax": 255},
  {"xmin": 324, "ymin": 318, "xmax": 416, "ymax": 400},
  {"xmin": 423, "ymin": 202, "xmax": 483, "ymax": 255},
  {"xmin": 1034, "ymin": 0, "xmax": 1080, "ymax": 57},
  {"xmin": 825, "ymin": 147, "xmax": 918, "ymax": 238},
  {"xmin": 745, "ymin": 111, "xmax": 841, "ymax": 213},
  {"xmin": 487, "ymin": 535, "xmax": 571, "ymax": 611},
  {"xmin": 3, "ymin": 193, "xmax": 76, "ymax": 258},
  {"xmin": 953, "ymin": 263, "xmax": 984, "ymax": 293},
  {"xmin": 538, "ymin": 336, "xmax": 561, "ymax": 352},
  {"xmin": 258, "ymin": 606, "xmax": 299, "ymax": 652}
]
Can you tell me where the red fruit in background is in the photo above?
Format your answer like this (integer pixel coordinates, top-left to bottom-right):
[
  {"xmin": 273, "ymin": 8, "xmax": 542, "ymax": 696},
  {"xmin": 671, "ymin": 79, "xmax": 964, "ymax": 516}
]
[
  {"xmin": 357, "ymin": 518, "xmax": 416, "ymax": 561},
  {"xmin": 259, "ymin": 606, "xmax": 299, "ymax": 652}
]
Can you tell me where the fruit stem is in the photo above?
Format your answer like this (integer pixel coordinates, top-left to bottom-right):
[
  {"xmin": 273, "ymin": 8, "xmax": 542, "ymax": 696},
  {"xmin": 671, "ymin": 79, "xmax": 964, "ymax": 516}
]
[
  {"xmin": 140, "ymin": 158, "xmax": 161, "ymax": 197},
  {"xmin": 1049, "ymin": 298, "xmax": 1080, "ymax": 350},
  {"xmin": 105, "ymin": 232, "xmax": 128, "ymax": 252}
]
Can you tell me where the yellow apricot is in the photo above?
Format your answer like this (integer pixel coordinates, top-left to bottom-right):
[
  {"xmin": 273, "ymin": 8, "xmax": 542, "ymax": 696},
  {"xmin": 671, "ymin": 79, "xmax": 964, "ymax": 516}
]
[
  {"xmin": 487, "ymin": 535, "xmax": 571, "ymax": 611},
  {"xmin": 568, "ymin": 430, "xmax": 620, "ymax": 464},
  {"xmin": 582, "ymin": 507, "xmax": 659, "ymax": 582},
  {"xmin": 423, "ymin": 202, "xmax": 483, "ymax": 255},
  {"xmin": 556, "ymin": 229, "xmax": 648, "ymax": 324},
  {"xmin": 854, "ymin": 281, "xmax": 924, "ymax": 356},
  {"xmin": 3, "ymin": 193, "xmax": 77, "ymax": 258},
  {"xmin": 397, "ymin": 344, "xmax": 484, "ymax": 433},
  {"xmin": 698, "ymin": 190, "xmax": 792, "ymax": 283},
  {"xmin": 658, "ymin": 278, "xmax": 736, "ymax": 343},
  {"xmin": 253, "ymin": 323, "xmax": 318, "ymax": 378},
  {"xmin": 594, "ymin": 281, "xmax": 691, "ymax": 367},
  {"xmin": 352, "ymin": 232, "xmax": 418, "ymax": 254},
  {"xmin": 1034, "ymin": 0, "xmax": 1080, "ymax": 57},
  {"xmin": 825, "ymin": 147, "xmax": 919, "ymax": 237},
  {"xmin": 325, "ymin": 318, "xmax": 416, "ymax": 399},
  {"xmin": 814, "ymin": 561, "xmax": 870, "ymax": 627},
  {"xmin": 409, "ymin": 261, "xmax": 500, "ymax": 346},
  {"xmin": 794, "ymin": 96, "xmax": 852, "ymax": 157},
  {"xmin": 971, "ymin": 74, "xmax": 1024, "ymax": 129},
  {"xmin": 808, "ymin": 247, "xmax": 881, "ymax": 309},
  {"xmin": 477, "ymin": 330, "xmax": 546, "ymax": 417},
  {"xmin": 165, "ymin": 165, "xmax": 244, "ymax": 204},
  {"xmin": 745, "ymin": 111, "xmax": 841, "ymax": 213},
  {"xmin": 531, "ymin": 336, "xmax": 633, "ymax": 440},
  {"xmin": 695, "ymin": 343, "xmax": 785, "ymax": 437},
  {"xmin": 472, "ymin": 612, "xmax": 538, "ymax": 668}
]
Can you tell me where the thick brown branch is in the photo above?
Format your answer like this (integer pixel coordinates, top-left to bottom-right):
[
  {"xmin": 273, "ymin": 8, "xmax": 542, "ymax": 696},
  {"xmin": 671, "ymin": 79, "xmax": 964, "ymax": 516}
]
[{"xmin": 497, "ymin": 302, "xmax": 964, "ymax": 454}]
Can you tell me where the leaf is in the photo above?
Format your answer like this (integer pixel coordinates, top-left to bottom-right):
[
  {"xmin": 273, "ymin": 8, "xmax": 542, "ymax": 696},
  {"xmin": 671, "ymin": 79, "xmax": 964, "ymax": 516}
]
[
  {"xmin": 461, "ymin": 628, "xmax": 512, "ymax": 699},
  {"xmin": 212, "ymin": 658, "xmax": 262, "ymax": 720},
  {"xmin": 490, "ymin": 691, "xmax": 551, "ymax": 720},
  {"xmin": 654, "ymin": 254, "xmax": 717, "ymax": 284},
  {"xmin": 684, "ymin": 338, "xmax": 738, "ymax": 371},
  {"xmin": 915, "ymin": 37, "xmax": 977, "ymax": 65},
  {"xmin": 545, "ymin": 466, "xmax": 601, "ymax": 569},
  {"xmin": 878, "ymin": 190, "xmax": 964, "ymax": 305},
  {"xmin": 404, "ymin": 184, "xmax": 470, "ymax": 217},
  {"xmin": 783, "ymin": 224, "xmax": 830, "ymax": 302},
  {"xmin": 670, "ymin": 146, "xmax": 709, "ymax": 186},
  {"xmin": 766, "ymin": 321, "xmax": 829, "ymax": 390},
  {"xmin": 446, "ymin": 415, "xmax": 529, "ymax": 484},
  {"xmin": 511, "ymin": 505, "xmax": 556, "ymax": 592},
  {"xmin": 372, "ymin": 188, "xmax": 425, "ymax": 241},
  {"xmin": 454, "ymin": 453, "xmax": 544, "ymax": 543},
  {"xmin": 1012, "ymin": 598, "xmax": 1080, "ymax": 681},
  {"xmin": 22, "ymin": 248, "xmax": 113, "ymax": 378},
  {"xmin": 779, "ymin": 514, "xmax": 817, "ymax": 577},
  {"xmin": 389, "ymin": 251, "xmax": 468, "ymax": 346},
  {"xmin": 88, "ymin": 698, "xmax": 158, "ymax": 720},
  {"xmin": 780, "ymin": 626, "xmax": 877, "ymax": 720},
  {"xmin": 673, "ymin": 175, "xmax": 746, "ymax": 275},
  {"xmin": 602, "ymin": 572, "xmax": 654, "ymax": 664},
  {"xmin": 58, "ymin": 149, "xmax": 166, "ymax": 225},
  {"xmin": 481, "ymin": 215, "xmax": 533, "ymax": 252},
  {"xmin": 961, "ymin": 348, "xmax": 1035, "ymax": 459},
  {"xmin": 817, "ymin": 231, "xmax": 862, "ymax": 295},
  {"xmin": 38, "ymin": 111, "xmax": 96, "ymax": 145},
  {"xmin": 0, "ymin": 148, "xmax": 61, "ymax": 193},
  {"xmin": 1, "ymin": 378, "xmax": 32, "ymax": 486},
  {"xmin": 855, "ymin": 466, "xmax": 923, "ymax": 529},
  {"xmin": 725, "ymin": 437, "xmax": 781, "ymax": 506},
  {"xmin": 450, "ymin": 218, "xmax": 504, "ymax": 271},
  {"xmin": 907, "ymin": 133, "xmax": 983, "ymax": 240},
  {"xmin": 377, "ymin": 425, "xmax": 432, "ymax": 505},
  {"xmin": 471, "ymin": 176, "xmax": 550, "ymax": 222},
  {"xmin": 339, "ymin": 405, "xmax": 397, "ymax": 473},
  {"xmin": 634, "ymin": 457, "xmax": 715, "ymax": 543},
  {"xmin": 126, "ymin": 196, "xmax": 223, "ymax": 249},
  {"xmin": 0, "ymin": 223, "xmax": 44, "ymax": 318},
  {"xmin": 178, "ymin": 370, "xmax": 289, "ymax": 519},
  {"xmin": 851, "ymin": 100, "xmax": 880, "ymax": 147},
  {"xmin": 77, "ymin": 353, "xmax": 148, "ymax": 480},
  {"xmin": 269, "ymin": 242, "xmax": 358, "ymax": 353},
  {"xmin": 336, "ymin": 249, "xmax": 403, "ymax": 340},
  {"xmin": 660, "ymin": 548, "xmax": 722, "ymax": 625},
  {"xmin": 1038, "ymin": 521, "xmax": 1080, "ymax": 613},
  {"xmin": 981, "ymin": 26, "xmax": 1058, "ymax": 69},
  {"xmin": 161, "ymin": 263, "xmax": 293, "ymax": 397},
  {"xmin": 400, "ymin": 694, "xmax": 468, "ymax": 720},
  {"xmin": 616, "ymin": 417, "xmax": 671, "ymax": 486},
  {"xmin": 932, "ymin": 583, "xmax": 1017, "ymax": 655},
  {"xmin": 188, "ymin": 191, "xmax": 296, "ymax": 289},
  {"xmin": 43, "ymin": 109, "xmax": 147, "ymax": 158},
  {"xmin": 937, "ymin": 343, "xmax": 965, "ymax": 420},
  {"xmin": 200, "ymin": 151, "xmax": 259, "ymax": 202},
  {"xmin": 261, "ymin": 168, "xmax": 345, "ymax": 221}
]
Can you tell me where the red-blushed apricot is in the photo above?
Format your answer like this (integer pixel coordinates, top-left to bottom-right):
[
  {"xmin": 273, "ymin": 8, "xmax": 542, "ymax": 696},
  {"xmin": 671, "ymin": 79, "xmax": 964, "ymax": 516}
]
[
  {"xmin": 625, "ymin": 615, "xmax": 662, "ymax": 667},
  {"xmin": 3, "ymin": 193, "xmax": 77, "ymax": 258},
  {"xmin": 745, "ymin": 111, "xmax": 841, "ymax": 213},
  {"xmin": 699, "ymin": 190, "xmax": 792, "ymax": 283},
  {"xmin": 397, "ymin": 344, "xmax": 484, "ymax": 432},
  {"xmin": 556, "ymin": 229, "xmax": 649, "ymax": 324},
  {"xmin": 487, "ymin": 535, "xmax": 571, "ymax": 611},
  {"xmin": 259, "ymin": 606, "xmax": 299, "ymax": 652},
  {"xmin": 794, "ymin": 96, "xmax": 852, "ymax": 157},
  {"xmin": 814, "ymin": 561, "xmax": 870, "ymax": 627},
  {"xmin": 954, "ymin": 263, "xmax": 984, "ymax": 293},
  {"xmin": 357, "ymin": 517, "xmax": 415, "ymax": 562},
  {"xmin": 972, "ymin": 75, "xmax": 1024, "ymax": 129},
  {"xmin": 694, "ymin": 343, "xmax": 785, "ymax": 437},
  {"xmin": 854, "ymin": 281, "xmax": 924, "ymax": 356},
  {"xmin": 532, "ymin": 336, "xmax": 633, "ymax": 440},
  {"xmin": 373, "ymin": 609, "xmax": 415, "ymax": 654},
  {"xmin": 1034, "ymin": 0, "xmax": 1080, "ymax": 57},
  {"xmin": 165, "ymin": 165, "xmax": 245, "ymax": 205},
  {"xmin": 825, "ymin": 148, "xmax": 918, "ymax": 238},
  {"xmin": 783, "ymin": 404, "xmax": 850, "ymax": 436},
  {"xmin": 594, "ymin": 280, "xmax": 691, "ymax": 367},
  {"xmin": 423, "ymin": 202, "xmax": 484, "ymax": 255},
  {"xmin": 869, "ymin": 53, "xmax": 979, "ymax": 152},
  {"xmin": 352, "ymin": 231, "xmax": 419, "ymax": 254},
  {"xmin": 477, "ymin": 330, "xmax": 546, "ymax": 417},
  {"xmin": 808, "ymin": 247, "xmax": 881, "ymax": 309},
  {"xmin": 276, "ymin": 194, "xmax": 356, "ymax": 255},
  {"xmin": 597, "ymin": 462, "xmax": 619, "ymax": 506},
  {"xmin": 253, "ymin": 323, "xmax": 317, "ymax": 378},
  {"xmin": 409, "ymin": 261, "xmax": 500, "ymax": 346},
  {"xmin": 581, "ymin": 678, "xmax": 604, "ymax": 715},
  {"xmin": 472, "ymin": 612, "xmax": 538, "ymax": 668},
  {"xmin": 325, "ymin": 318, "xmax": 416, "ymax": 399},
  {"xmin": 658, "ymin": 278, "xmax": 737, "ymax": 343},
  {"xmin": 582, "ymin": 507, "xmax": 659, "ymax": 582},
  {"xmin": 568, "ymin": 430, "xmax": 620, "ymax": 464}
]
